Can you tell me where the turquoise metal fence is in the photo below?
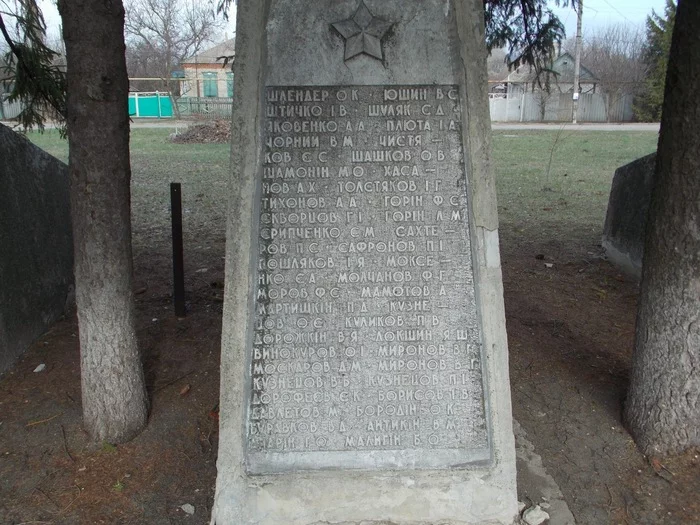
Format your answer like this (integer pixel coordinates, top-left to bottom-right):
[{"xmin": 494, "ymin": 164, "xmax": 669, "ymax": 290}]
[
  {"xmin": 128, "ymin": 92, "xmax": 173, "ymax": 118},
  {"xmin": 127, "ymin": 92, "xmax": 234, "ymax": 119}
]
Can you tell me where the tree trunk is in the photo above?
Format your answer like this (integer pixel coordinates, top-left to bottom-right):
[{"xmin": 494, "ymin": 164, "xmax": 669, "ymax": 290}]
[
  {"xmin": 57, "ymin": 0, "xmax": 148, "ymax": 443},
  {"xmin": 624, "ymin": 0, "xmax": 700, "ymax": 456}
]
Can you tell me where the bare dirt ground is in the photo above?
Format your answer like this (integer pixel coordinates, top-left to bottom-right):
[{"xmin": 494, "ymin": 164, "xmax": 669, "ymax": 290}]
[
  {"xmin": 499, "ymin": 226, "xmax": 700, "ymax": 524},
  {"xmin": 1, "ymin": 126, "xmax": 698, "ymax": 524},
  {"xmin": 0, "ymin": 242, "xmax": 225, "ymax": 524}
]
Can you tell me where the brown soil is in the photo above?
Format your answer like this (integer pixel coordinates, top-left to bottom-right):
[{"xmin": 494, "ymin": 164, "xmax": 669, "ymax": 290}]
[
  {"xmin": 500, "ymin": 226, "xmax": 700, "ymax": 524},
  {"xmin": 0, "ymin": 240, "xmax": 225, "ymax": 524},
  {"xmin": 1, "ymin": 211, "xmax": 698, "ymax": 524}
]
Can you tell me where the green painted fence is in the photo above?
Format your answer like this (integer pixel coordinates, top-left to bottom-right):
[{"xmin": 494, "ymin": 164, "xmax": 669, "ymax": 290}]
[{"xmin": 128, "ymin": 92, "xmax": 173, "ymax": 118}]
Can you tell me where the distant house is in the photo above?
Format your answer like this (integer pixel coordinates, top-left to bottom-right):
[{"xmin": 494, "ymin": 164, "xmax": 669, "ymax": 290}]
[
  {"xmin": 488, "ymin": 82, "xmax": 507, "ymax": 98},
  {"xmin": 181, "ymin": 38, "xmax": 235, "ymax": 98},
  {"xmin": 505, "ymin": 52, "xmax": 599, "ymax": 96}
]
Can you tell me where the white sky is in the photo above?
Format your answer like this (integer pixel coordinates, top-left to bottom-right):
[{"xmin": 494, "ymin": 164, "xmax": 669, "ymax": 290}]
[
  {"xmin": 37, "ymin": 0, "xmax": 237, "ymax": 43},
  {"xmin": 36, "ymin": 0, "xmax": 667, "ymax": 47},
  {"xmin": 549, "ymin": 0, "xmax": 668, "ymax": 37}
]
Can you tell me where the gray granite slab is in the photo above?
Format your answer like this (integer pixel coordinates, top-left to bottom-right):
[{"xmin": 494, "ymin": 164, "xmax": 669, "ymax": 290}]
[{"xmin": 212, "ymin": 1, "xmax": 518, "ymax": 523}]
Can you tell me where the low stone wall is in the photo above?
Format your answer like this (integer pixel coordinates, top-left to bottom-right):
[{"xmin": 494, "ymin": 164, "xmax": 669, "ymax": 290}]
[
  {"xmin": 602, "ymin": 153, "xmax": 656, "ymax": 278},
  {"xmin": 0, "ymin": 124, "xmax": 73, "ymax": 374}
]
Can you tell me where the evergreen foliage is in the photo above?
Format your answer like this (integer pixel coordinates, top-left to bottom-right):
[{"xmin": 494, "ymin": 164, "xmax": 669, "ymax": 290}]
[
  {"xmin": 3, "ymin": 0, "xmax": 579, "ymax": 133},
  {"xmin": 484, "ymin": 0, "xmax": 575, "ymax": 75},
  {"xmin": 0, "ymin": 1, "xmax": 66, "ymax": 134},
  {"xmin": 216, "ymin": 0, "xmax": 578, "ymax": 80},
  {"xmin": 634, "ymin": 0, "xmax": 676, "ymax": 122}
]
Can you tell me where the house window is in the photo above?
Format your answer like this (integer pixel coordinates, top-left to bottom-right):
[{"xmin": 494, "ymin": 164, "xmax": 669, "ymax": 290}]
[
  {"xmin": 226, "ymin": 72, "xmax": 234, "ymax": 98},
  {"xmin": 203, "ymin": 72, "xmax": 218, "ymax": 97}
]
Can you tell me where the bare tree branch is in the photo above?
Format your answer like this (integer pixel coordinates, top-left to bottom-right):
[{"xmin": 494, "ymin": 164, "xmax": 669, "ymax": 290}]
[
  {"xmin": 565, "ymin": 23, "xmax": 646, "ymax": 119},
  {"xmin": 124, "ymin": 0, "xmax": 225, "ymax": 85}
]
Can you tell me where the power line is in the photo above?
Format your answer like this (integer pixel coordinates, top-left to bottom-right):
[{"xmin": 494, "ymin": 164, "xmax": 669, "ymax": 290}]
[{"xmin": 599, "ymin": 0, "xmax": 637, "ymax": 25}]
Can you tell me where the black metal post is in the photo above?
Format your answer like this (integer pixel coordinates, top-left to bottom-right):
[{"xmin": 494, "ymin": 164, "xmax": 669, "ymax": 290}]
[{"xmin": 170, "ymin": 183, "xmax": 186, "ymax": 317}]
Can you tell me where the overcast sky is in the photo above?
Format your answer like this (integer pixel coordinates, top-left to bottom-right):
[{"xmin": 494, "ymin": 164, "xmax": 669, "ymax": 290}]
[
  {"xmin": 37, "ymin": 0, "xmax": 237, "ymax": 42},
  {"xmin": 550, "ymin": 0, "xmax": 668, "ymax": 37},
  {"xmin": 36, "ymin": 0, "xmax": 668, "ymax": 47}
]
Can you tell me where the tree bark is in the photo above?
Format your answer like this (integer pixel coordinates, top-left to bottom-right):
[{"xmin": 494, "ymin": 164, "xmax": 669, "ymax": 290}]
[
  {"xmin": 624, "ymin": 0, "xmax": 700, "ymax": 456},
  {"xmin": 57, "ymin": 0, "xmax": 148, "ymax": 443}
]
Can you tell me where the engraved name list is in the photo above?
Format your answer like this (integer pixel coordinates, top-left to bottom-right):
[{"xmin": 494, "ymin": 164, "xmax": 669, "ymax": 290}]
[{"xmin": 246, "ymin": 85, "xmax": 490, "ymax": 472}]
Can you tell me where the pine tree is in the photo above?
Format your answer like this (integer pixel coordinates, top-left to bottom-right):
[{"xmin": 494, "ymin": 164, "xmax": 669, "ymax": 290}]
[
  {"xmin": 0, "ymin": 1, "xmax": 65, "ymax": 133},
  {"xmin": 634, "ymin": 0, "xmax": 676, "ymax": 122}
]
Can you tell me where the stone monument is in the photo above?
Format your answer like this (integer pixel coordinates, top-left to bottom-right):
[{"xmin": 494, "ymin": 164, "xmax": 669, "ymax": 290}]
[
  {"xmin": 602, "ymin": 153, "xmax": 656, "ymax": 278},
  {"xmin": 213, "ymin": 1, "xmax": 518, "ymax": 523}
]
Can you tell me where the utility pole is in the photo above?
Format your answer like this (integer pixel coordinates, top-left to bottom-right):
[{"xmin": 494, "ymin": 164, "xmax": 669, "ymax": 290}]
[
  {"xmin": 192, "ymin": 0, "xmax": 201, "ymax": 98},
  {"xmin": 572, "ymin": 0, "xmax": 583, "ymax": 123}
]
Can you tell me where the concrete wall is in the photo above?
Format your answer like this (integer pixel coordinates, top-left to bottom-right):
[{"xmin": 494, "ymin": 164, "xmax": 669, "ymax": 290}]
[
  {"xmin": 1, "ymin": 99, "xmax": 24, "ymax": 119},
  {"xmin": 0, "ymin": 124, "xmax": 73, "ymax": 374},
  {"xmin": 489, "ymin": 92, "xmax": 635, "ymax": 122},
  {"xmin": 602, "ymin": 153, "xmax": 656, "ymax": 278}
]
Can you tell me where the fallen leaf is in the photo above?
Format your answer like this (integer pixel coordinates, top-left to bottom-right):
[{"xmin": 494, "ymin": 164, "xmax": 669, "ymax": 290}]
[{"xmin": 592, "ymin": 286, "xmax": 608, "ymax": 300}]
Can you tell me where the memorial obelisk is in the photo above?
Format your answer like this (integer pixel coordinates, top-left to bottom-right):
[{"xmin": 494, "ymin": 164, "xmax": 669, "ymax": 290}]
[{"xmin": 212, "ymin": 1, "xmax": 518, "ymax": 523}]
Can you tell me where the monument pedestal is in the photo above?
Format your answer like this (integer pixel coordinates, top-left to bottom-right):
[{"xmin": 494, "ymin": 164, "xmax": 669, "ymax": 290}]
[{"xmin": 213, "ymin": 1, "xmax": 517, "ymax": 523}]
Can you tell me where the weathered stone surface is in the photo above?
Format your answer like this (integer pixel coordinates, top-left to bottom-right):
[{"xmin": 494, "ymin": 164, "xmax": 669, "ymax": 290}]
[
  {"xmin": 602, "ymin": 153, "xmax": 656, "ymax": 278},
  {"xmin": 522, "ymin": 506, "xmax": 549, "ymax": 525},
  {"xmin": 0, "ymin": 124, "xmax": 73, "ymax": 375},
  {"xmin": 213, "ymin": 1, "xmax": 517, "ymax": 523},
  {"xmin": 250, "ymin": 85, "xmax": 490, "ymax": 474}
]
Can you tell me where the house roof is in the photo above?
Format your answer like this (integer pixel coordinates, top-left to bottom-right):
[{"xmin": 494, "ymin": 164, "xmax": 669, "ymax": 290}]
[
  {"xmin": 182, "ymin": 38, "xmax": 235, "ymax": 66},
  {"xmin": 506, "ymin": 52, "xmax": 598, "ymax": 84}
]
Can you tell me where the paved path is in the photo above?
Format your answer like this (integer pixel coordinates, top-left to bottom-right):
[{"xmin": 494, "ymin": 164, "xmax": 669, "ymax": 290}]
[{"xmin": 492, "ymin": 122, "xmax": 659, "ymax": 132}]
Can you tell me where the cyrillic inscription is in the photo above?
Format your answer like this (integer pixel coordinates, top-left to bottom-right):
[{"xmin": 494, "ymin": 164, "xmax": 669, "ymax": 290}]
[{"xmin": 247, "ymin": 85, "xmax": 489, "ymax": 472}]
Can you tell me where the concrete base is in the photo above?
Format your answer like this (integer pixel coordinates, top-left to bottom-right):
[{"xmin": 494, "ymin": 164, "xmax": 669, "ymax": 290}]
[{"xmin": 514, "ymin": 420, "xmax": 576, "ymax": 525}]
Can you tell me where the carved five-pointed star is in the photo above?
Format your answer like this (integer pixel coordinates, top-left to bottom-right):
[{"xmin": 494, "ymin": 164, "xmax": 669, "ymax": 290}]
[{"xmin": 331, "ymin": 1, "xmax": 393, "ymax": 61}]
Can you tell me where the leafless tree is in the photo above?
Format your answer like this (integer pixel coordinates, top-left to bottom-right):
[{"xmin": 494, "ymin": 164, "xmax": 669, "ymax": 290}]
[
  {"xmin": 45, "ymin": 32, "xmax": 66, "ymax": 58},
  {"xmin": 566, "ymin": 24, "xmax": 646, "ymax": 121},
  {"xmin": 487, "ymin": 47, "xmax": 509, "ymax": 80},
  {"xmin": 124, "ymin": 0, "xmax": 225, "ymax": 95}
]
